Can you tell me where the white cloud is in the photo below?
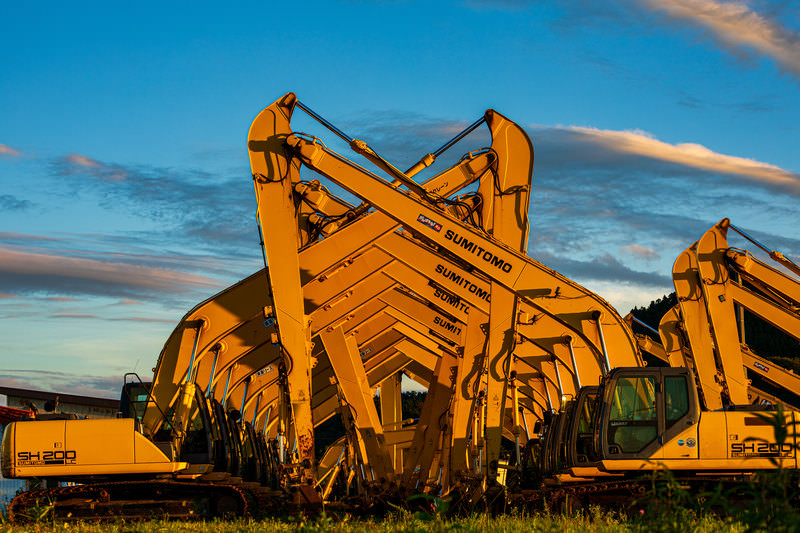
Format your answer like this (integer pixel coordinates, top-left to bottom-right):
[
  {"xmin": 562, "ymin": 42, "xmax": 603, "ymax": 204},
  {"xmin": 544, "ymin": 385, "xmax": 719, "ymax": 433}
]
[
  {"xmin": 637, "ymin": 0, "xmax": 800, "ymax": 77},
  {"xmin": 581, "ymin": 280, "xmax": 673, "ymax": 315}
]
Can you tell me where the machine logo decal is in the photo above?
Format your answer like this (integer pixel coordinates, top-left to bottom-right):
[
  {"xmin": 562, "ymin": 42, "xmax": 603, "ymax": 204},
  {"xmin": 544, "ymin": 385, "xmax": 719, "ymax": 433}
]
[
  {"xmin": 753, "ymin": 361, "xmax": 769, "ymax": 372},
  {"xmin": 428, "ymin": 181, "xmax": 448, "ymax": 194},
  {"xmin": 417, "ymin": 214, "xmax": 442, "ymax": 232},
  {"xmin": 677, "ymin": 439, "xmax": 685, "ymax": 446},
  {"xmin": 444, "ymin": 230, "xmax": 513, "ymax": 273},
  {"xmin": 17, "ymin": 450, "xmax": 77, "ymax": 466},
  {"xmin": 255, "ymin": 365, "xmax": 274, "ymax": 377},
  {"xmin": 686, "ymin": 438, "xmax": 696, "ymax": 448},
  {"xmin": 433, "ymin": 288, "xmax": 470, "ymax": 314},
  {"xmin": 730, "ymin": 442, "xmax": 792, "ymax": 457},
  {"xmin": 433, "ymin": 315, "xmax": 463, "ymax": 336},
  {"xmin": 434, "ymin": 264, "xmax": 491, "ymax": 303}
]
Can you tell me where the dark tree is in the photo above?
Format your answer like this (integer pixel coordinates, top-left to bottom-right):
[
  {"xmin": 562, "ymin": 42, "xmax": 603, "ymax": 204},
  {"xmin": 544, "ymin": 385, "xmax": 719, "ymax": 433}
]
[{"xmin": 629, "ymin": 293, "xmax": 678, "ymax": 341}]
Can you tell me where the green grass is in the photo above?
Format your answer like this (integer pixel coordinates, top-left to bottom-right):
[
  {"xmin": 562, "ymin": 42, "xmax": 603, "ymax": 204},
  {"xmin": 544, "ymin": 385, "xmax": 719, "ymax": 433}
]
[{"xmin": 0, "ymin": 509, "xmax": 746, "ymax": 533}]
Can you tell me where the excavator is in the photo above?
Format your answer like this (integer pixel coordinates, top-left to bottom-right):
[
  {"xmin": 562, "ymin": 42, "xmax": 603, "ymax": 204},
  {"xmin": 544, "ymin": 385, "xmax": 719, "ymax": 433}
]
[
  {"xmin": 10, "ymin": 92, "xmax": 789, "ymax": 519},
  {"xmin": 2, "ymin": 91, "xmax": 556, "ymax": 516},
  {"xmin": 245, "ymin": 92, "xmax": 644, "ymax": 500},
  {"xmin": 2, "ymin": 92, "xmax": 648, "ymax": 519},
  {"xmin": 109, "ymin": 91, "xmax": 639, "ymax": 502},
  {"xmin": 129, "ymin": 92, "xmax": 638, "ymax": 501},
  {"xmin": 530, "ymin": 218, "xmax": 800, "ymax": 509}
]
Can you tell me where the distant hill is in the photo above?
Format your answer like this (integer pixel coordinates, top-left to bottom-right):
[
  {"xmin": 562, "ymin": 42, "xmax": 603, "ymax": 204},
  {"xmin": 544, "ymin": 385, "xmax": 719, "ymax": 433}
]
[{"xmin": 629, "ymin": 293, "xmax": 678, "ymax": 341}]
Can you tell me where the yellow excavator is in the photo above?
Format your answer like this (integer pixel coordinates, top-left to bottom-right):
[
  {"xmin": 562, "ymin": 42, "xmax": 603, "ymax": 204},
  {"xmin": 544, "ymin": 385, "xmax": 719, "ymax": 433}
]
[
  {"xmin": 2, "ymin": 96, "xmax": 634, "ymax": 516},
  {"xmin": 531, "ymin": 219, "xmax": 800, "ymax": 509},
  {"xmin": 2, "ymin": 92, "xmax": 646, "ymax": 518},
  {"xmin": 245, "ymin": 92, "xmax": 643, "ymax": 499},
  {"xmin": 9, "ymin": 92, "xmax": 793, "ymax": 519},
  {"xmin": 2, "ymin": 380, "xmax": 257, "ymax": 518}
]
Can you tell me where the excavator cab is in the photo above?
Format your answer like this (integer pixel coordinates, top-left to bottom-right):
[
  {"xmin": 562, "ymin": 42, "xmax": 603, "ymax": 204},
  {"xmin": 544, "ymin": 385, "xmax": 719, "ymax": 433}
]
[
  {"xmin": 539, "ymin": 386, "xmax": 601, "ymax": 481},
  {"xmin": 595, "ymin": 367, "xmax": 699, "ymax": 461},
  {"xmin": 143, "ymin": 383, "xmax": 217, "ymax": 471},
  {"xmin": 178, "ymin": 390, "xmax": 215, "ymax": 466},
  {"xmin": 566, "ymin": 386, "xmax": 599, "ymax": 467},
  {"xmin": 210, "ymin": 400, "xmax": 240, "ymax": 476},
  {"xmin": 205, "ymin": 399, "xmax": 228, "ymax": 473},
  {"xmin": 119, "ymin": 381, "xmax": 151, "ymax": 421},
  {"xmin": 256, "ymin": 431, "xmax": 279, "ymax": 488},
  {"xmin": 239, "ymin": 422, "xmax": 263, "ymax": 482},
  {"xmin": 540, "ymin": 404, "xmax": 571, "ymax": 479}
]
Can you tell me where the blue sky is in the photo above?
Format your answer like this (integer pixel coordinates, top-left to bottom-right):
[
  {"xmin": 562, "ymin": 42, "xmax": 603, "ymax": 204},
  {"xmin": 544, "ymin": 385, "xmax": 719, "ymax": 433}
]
[{"xmin": 1, "ymin": 0, "xmax": 798, "ymax": 397}]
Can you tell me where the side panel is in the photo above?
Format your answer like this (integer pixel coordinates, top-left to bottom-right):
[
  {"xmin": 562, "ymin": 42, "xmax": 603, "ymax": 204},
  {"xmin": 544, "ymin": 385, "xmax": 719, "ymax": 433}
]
[
  {"xmin": 726, "ymin": 411, "xmax": 796, "ymax": 468},
  {"xmin": 7, "ymin": 419, "xmax": 180, "ymax": 478},
  {"xmin": 659, "ymin": 425, "xmax": 699, "ymax": 460},
  {"xmin": 697, "ymin": 412, "xmax": 727, "ymax": 460}
]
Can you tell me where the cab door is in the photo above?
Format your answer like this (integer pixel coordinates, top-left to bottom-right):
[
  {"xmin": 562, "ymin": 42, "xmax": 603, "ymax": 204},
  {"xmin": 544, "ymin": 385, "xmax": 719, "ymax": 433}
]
[
  {"xmin": 602, "ymin": 370, "xmax": 662, "ymax": 460},
  {"xmin": 659, "ymin": 371, "xmax": 699, "ymax": 460}
]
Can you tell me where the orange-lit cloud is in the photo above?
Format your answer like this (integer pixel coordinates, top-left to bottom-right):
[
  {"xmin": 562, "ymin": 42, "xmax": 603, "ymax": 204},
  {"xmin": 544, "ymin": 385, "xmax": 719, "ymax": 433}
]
[
  {"xmin": 65, "ymin": 154, "xmax": 100, "ymax": 168},
  {"xmin": 562, "ymin": 125, "xmax": 800, "ymax": 191},
  {"xmin": 0, "ymin": 246, "xmax": 220, "ymax": 299},
  {"xmin": 51, "ymin": 313, "xmax": 174, "ymax": 323},
  {"xmin": 118, "ymin": 298, "xmax": 144, "ymax": 305},
  {"xmin": 0, "ymin": 144, "xmax": 22, "ymax": 157},
  {"xmin": 621, "ymin": 244, "xmax": 659, "ymax": 260},
  {"xmin": 0, "ymin": 371, "xmax": 124, "ymax": 398},
  {"xmin": 60, "ymin": 154, "xmax": 129, "ymax": 181},
  {"xmin": 638, "ymin": 0, "xmax": 800, "ymax": 77}
]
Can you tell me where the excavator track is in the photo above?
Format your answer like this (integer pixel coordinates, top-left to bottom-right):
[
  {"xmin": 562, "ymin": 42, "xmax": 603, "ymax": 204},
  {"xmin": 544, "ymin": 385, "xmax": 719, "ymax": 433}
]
[
  {"xmin": 508, "ymin": 475, "xmax": 767, "ymax": 515},
  {"xmin": 8, "ymin": 480, "xmax": 250, "ymax": 522}
]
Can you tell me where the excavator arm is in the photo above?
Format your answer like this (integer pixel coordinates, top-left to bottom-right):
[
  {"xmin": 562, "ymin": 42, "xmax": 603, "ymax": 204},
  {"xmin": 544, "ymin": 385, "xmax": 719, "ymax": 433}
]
[
  {"xmin": 134, "ymin": 92, "xmax": 640, "ymax": 501},
  {"xmin": 246, "ymin": 93, "xmax": 639, "ymax": 487}
]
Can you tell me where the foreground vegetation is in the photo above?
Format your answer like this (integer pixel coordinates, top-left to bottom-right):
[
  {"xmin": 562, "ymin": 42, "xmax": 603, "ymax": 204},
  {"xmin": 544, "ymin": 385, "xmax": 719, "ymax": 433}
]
[
  {"xmin": 4, "ymin": 463, "xmax": 796, "ymax": 533},
  {"xmin": 2, "ymin": 458, "xmax": 797, "ymax": 532},
  {"xmin": 3, "ymin": 467, "xmax": 796, "ymax": 533},
  {"xmin": 0, "ymin": 509, "xmax": 747, "ymax": 533}
]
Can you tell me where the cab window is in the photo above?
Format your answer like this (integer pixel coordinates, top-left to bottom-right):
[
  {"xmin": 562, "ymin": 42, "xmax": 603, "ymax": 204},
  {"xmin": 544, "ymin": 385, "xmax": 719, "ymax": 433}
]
[
  {"xmin": 575, "ymin": 392, "xmax": 597, "ymax": 460},
  {"xmin": 664, "ymin": 375, "xmax": 689, "ymax": 429},
  {"xmin": 577, "ymin": 392, "xmax": 596, "ymax": 434},
  {"xmin": 607, "ymin": 376, "xmax": 657, "ymax": 453}
]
